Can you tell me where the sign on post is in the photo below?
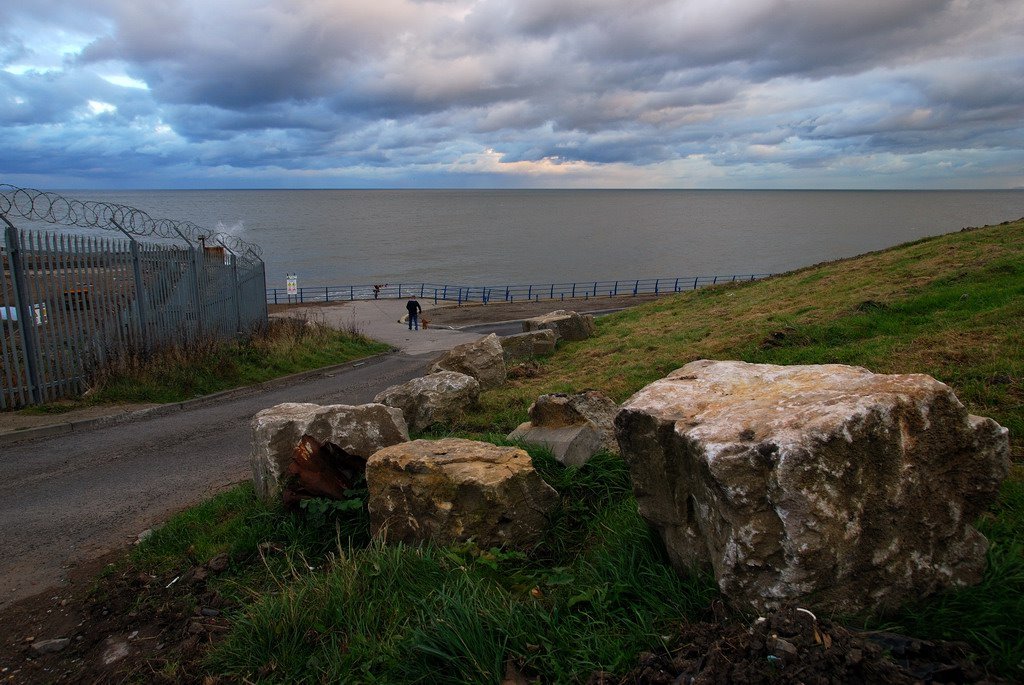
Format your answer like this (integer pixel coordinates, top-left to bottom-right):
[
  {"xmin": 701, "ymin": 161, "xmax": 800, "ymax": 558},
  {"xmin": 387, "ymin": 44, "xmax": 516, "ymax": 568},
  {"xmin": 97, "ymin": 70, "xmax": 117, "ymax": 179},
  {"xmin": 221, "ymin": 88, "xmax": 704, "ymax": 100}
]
[{"xmin": 286, "ymin": 273, "xmax": 298, "ymax": 296}]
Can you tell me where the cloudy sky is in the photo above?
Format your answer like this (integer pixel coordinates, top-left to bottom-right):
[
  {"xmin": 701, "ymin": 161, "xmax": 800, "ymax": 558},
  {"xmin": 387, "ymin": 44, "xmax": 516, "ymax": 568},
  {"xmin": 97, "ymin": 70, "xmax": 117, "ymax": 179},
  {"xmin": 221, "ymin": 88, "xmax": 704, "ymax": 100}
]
[{"xmin": 2, "ymin": 0, "xmax": 1023, "ymax": 189}]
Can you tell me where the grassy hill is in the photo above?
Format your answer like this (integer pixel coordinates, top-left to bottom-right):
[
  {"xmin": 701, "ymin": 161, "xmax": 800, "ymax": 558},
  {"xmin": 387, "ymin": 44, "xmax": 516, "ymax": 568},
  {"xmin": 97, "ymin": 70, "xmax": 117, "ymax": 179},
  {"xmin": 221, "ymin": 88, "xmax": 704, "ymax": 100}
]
[
  {"xmin": 22, "ymin": 218, "xmax": 1022, "ymax": 683},
  {"xmin": 468, "ymin": 218, "xmax": 1024, "ymax": 465}
]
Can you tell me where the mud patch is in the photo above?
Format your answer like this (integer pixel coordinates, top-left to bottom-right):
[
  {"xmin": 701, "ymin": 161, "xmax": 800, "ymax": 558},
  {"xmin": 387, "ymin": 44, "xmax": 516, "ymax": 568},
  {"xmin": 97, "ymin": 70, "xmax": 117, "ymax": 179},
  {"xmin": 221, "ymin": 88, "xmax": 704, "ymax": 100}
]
[
  {"xmin": 0, "ymin": 550, "xmax": 233, "ymax": 684},
  {"xmin": 593, "ymin": 606, "xmax": 1005, "ymax": 684}
]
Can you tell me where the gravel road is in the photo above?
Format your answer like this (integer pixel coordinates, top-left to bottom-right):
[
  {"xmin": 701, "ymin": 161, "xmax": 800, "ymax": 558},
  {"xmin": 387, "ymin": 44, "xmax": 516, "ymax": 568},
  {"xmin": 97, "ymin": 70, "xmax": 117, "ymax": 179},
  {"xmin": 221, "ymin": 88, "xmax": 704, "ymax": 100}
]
[{"xmin": 0, "ymin": 352, "xmax": 431, "ymax": 608}]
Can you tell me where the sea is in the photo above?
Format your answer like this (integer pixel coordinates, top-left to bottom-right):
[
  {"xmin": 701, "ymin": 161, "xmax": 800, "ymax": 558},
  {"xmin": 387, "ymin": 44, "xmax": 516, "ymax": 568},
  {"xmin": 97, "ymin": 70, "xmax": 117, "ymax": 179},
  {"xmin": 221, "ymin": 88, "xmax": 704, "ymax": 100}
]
[{"xmin": 37, "ymin": 190, "xmax": 1024, "ymax": 289}]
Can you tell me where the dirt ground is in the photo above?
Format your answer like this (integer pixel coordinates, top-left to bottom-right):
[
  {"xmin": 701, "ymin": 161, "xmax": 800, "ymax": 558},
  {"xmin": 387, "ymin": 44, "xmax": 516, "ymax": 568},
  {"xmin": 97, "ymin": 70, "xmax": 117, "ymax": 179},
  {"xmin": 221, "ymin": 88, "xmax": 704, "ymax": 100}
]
[{"xmin": 2, "ymin": 563, "xmax": 1006, "ymax": 684}]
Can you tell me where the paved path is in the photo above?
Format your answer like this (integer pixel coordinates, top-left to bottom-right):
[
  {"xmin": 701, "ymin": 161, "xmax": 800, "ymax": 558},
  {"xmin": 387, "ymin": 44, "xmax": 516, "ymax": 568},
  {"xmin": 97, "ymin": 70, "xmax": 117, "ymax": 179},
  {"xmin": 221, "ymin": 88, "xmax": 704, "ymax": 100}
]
[
  {"xmin": 272, "ymin": 299, "xmax": 485, "ymax": 355},
  {"xmin": 0, "ymin": 300, "xmax": 493, "ymax": 608}
]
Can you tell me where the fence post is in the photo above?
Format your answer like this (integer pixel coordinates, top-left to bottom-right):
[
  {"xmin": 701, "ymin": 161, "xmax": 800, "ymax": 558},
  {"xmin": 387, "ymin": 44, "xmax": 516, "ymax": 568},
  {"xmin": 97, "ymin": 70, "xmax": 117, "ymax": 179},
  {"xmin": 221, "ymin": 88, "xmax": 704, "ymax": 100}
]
[
  {"xmin": 2, "ymin": 221, "xmax": 43, "ymax": 404},
  {"xmin": 674, "ymin": 278, "xmax": 679, "ymax": 292},
  {"xmin": 258, "ymin": 259, "xmax": 269, "ymax": 325},
  {"xmin": 113, "ymin": 221, "xmax": 151, "ymax": 352},
  {"xmin": 217, "ymin": 242, "xmax": 242, "ymax": 334},
  {"xmin": 128, "ymin": 238, "xmax": 151, "ymax": 350},
  {"xmin": 172, "ymin": 227, "xmax": 203, "ymax": 338},
  {"xmin": 549, "ymin": 284, "xmax": 554, "ymax": 299}
]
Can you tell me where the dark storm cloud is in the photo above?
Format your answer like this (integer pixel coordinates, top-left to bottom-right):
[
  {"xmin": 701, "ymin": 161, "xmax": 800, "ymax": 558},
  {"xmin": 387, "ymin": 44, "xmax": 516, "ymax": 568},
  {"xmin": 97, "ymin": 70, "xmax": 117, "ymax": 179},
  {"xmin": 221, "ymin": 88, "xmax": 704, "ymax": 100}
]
[{"xmin": 2, "ymin": 0, "xmax": 1022, "ymax": 188}]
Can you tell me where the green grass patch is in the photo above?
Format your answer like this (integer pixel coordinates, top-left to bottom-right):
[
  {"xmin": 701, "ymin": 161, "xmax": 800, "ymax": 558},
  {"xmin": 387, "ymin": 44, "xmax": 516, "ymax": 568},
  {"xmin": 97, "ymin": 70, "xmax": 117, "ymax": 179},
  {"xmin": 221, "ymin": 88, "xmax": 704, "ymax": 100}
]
[
  {"xmin": 34, "ymin": 315, "xmax": 390, "ymax": 406},
  {"xmin": 130, "ymin": 447, "xmax": 716, "ymax": 684}
]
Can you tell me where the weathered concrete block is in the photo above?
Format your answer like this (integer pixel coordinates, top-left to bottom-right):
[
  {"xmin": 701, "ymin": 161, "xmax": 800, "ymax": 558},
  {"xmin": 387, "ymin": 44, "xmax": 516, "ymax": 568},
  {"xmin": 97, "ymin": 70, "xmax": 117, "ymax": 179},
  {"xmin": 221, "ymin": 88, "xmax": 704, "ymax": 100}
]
[
  {"xmin": 430, "ymin": 333, "xmax": 507, "ymax": 389},
  {"xmin": 366, "ymin": 438, "xmax": 559, "ymax": 550},
  {"xmin": 616, "ymin": 359, "xmax": 1010, "ymax": 614},
  {"xmin": 508, "ymin": 422, "xmax": 605, "ymax": 467},
  {"xmin": 521, "ymin": 310, "xmax": 596, "ymax": 342},
  {"xmin": 250, "ymin": 402, "xmax": 408, "ymax": 502},
  {"xmin": 373, "ymin": 371, "xmax": 480, "ymax": 431},
  {"xmin": 500, "ymin": 329, "xmax": 557, "ymax": 361},
  {"xmin": 508, "ymin": 390, "xmax": 620, "ymax": 465}
]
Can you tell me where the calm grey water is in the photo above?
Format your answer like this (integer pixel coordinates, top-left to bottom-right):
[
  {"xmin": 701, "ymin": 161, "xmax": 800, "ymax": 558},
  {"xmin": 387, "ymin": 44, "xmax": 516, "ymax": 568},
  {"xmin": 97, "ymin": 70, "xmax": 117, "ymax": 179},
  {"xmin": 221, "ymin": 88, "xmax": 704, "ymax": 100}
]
[{"xmin": 53, "ymin": 190, "xmax": 1024, "ymax": 287}]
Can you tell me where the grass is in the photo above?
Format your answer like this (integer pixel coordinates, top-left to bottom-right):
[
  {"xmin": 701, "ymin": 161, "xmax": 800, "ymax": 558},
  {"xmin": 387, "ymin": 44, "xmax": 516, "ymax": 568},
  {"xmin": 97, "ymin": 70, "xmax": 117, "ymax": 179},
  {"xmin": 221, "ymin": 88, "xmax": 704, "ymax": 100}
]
[
  {"xmin": 132, "ymin": 448, "xmax": 717, "ymax": 684},
  {"xmin": 462, "ymin": 220, "xmax": 1024, "ymax": 459},
  {"xmin": 18, "ymin": 314, "xmax": 390, "ymax": 409},
  {"xmin": 114, "ymin": 218, "xmax": 1024, "ymax": 681}
]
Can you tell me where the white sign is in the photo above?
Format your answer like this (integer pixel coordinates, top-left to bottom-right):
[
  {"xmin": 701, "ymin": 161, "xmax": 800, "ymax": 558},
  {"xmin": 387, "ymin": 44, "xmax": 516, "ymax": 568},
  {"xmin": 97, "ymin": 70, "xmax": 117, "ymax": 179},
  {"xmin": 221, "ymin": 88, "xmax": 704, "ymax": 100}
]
[
  {"xmin": 286, "ymin": 274, "xmax": 298, "ymax": 296},
  {"xmin": 0, "ymin": 303, "xmax": 48, "ymax": 325}
]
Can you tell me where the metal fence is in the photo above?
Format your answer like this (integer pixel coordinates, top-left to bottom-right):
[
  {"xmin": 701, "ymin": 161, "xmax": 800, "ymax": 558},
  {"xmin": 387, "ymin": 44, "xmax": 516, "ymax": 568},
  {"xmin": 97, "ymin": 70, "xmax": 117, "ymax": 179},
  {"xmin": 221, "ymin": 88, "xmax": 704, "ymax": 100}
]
[
  {"xmin": 1, "ymin": 185, "xmax": 267, "ymax": 409},
  {"xmin": 267, "ymin": 273, "xmax": 775, "ymax": 306}
]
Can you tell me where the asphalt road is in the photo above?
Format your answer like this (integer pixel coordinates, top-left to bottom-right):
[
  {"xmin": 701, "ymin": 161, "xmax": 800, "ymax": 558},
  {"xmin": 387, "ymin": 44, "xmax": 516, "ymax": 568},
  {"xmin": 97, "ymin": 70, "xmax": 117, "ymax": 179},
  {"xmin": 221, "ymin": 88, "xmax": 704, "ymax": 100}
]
[{"xmin": 0, "ymin": 351, "xmax": 431, "ymax": 608}]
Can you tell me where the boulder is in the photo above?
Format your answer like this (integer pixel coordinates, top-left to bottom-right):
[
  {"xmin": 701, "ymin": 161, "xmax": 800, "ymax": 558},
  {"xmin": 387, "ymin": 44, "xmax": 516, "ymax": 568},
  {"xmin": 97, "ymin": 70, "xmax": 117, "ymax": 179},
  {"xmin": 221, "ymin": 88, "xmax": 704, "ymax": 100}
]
[
  {"xmin": 508, "ymin": 391, "xmax": 620, "ymax": 466},
  {"xmin": 374, "ymin": 371, "xmax": 480, "ymax": 431},
  {"xmin": 366, "ymin": 438, "xmax": 560, "ymax": 550},
  {"xmin": 615, "ymin": 359, "xmax": 1010, "ymax": 614},
  {"xmin": 521, "ymin": 310, "xmax": 596, "ymax": 342},
  {"xmin": 250, "ymin": 402, "xmax": 409, "ymax": 502},
  {"xmin": 429, "ymin": 333, "xmax": 507, "ymax": 389},
  {"xmin": 500, "ymin": 329, "xmax": 557, "ymax": 361}
]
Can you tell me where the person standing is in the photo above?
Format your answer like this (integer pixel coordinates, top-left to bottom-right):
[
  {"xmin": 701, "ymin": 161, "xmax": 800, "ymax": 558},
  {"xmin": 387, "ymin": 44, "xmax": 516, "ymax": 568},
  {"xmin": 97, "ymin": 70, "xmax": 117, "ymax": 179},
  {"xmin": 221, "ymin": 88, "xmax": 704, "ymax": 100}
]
[{"xmin": 406, "ymin": 295, "xmax": 422, "ymax": 330}]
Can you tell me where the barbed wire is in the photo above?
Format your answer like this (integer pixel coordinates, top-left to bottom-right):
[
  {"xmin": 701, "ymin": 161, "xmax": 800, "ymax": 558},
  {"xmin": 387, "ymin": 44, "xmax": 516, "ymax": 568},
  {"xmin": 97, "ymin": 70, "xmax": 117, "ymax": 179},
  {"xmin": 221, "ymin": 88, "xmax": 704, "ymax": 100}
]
[{"xmin": 0, "ymin": 184, "xmax": 264, "ymax": 259}]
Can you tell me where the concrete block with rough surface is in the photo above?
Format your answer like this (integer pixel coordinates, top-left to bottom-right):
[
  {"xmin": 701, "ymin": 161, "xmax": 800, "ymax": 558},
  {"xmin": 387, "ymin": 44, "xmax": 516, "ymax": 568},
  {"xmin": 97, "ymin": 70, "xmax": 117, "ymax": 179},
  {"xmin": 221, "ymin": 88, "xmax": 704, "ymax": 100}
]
[
  {"xmin": 366, "ymin": 437, "xmax": 559, "ymax": 550},
  {"xmin": 374, "ymin": 371, "xmax": 480, "ymax": 431},
  {"xmin": 615, "ymin": 359, "xmax": 1010, "ymax": 614},
  {"xmin": 429, "ymin": 333, "xmax": 507, "ymax": 389},
  {"xmin": 250, "ymin": 402, "xmax": 408, "ymax": 502},
  {"xmin": 521, "ymin": 310, "xmax": 595, "ymax": 341}
]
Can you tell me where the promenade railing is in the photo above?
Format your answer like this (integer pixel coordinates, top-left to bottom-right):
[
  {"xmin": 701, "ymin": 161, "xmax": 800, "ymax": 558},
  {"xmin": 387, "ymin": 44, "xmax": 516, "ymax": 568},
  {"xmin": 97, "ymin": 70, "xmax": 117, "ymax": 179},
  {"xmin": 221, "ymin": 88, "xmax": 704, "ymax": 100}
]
[
  {"xmin": 267, "ymin": 273, "xmax": 775, "ymax": 306},
  {"xmin": 1, "ymin": 185, "xmax": 268, "ymax": 409}
]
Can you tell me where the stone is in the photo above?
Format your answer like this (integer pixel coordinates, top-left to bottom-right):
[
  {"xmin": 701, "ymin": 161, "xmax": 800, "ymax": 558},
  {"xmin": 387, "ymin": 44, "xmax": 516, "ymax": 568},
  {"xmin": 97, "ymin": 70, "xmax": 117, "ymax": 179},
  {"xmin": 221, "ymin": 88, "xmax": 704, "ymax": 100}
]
[
  {"xmin": 500, "ymin": 329, "xmax": 557, "ymax": 361},
  {"xmin": 30, "ymin": 638, "xmax": 70, "ymax": 654},
  {"xmin": 429, "ymin": 333, "xmax": 507, "ymax": 389},
  {"xmin": 615, "ymin": 359, "xmax": 1010, "ymax": 614},
  {"xmin": 508, "ymin": 391, "xmax": 620, "ymax": 466},
  {"xmin": 509, "ymin": 423, "xmax": 605, "ymax": 468},
  {"xmin": 366, "ymin": 438, "xmax": 559, "ymax": 550},
  {"xmin": 250, "ymin": 402, "xmax": 408, "ymax": 502},
  {"xmin": 521, "ymin": 310, "xmax": 596, "ymax": 342},
  {"xmin": 101, "ymin": 637, "xmax": 130, "ymax": 665},
  {"xmin": 374, "ymin": 371, "xmax": 481, "ymax": 431}
]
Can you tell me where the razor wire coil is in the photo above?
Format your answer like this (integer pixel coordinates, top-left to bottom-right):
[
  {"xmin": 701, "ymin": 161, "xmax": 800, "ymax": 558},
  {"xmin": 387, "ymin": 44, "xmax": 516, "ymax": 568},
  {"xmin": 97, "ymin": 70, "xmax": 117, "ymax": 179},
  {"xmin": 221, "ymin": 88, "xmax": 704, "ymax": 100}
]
[{"xmin": 0, "ymin": 184, "xmax": 263, "ymax": 258}]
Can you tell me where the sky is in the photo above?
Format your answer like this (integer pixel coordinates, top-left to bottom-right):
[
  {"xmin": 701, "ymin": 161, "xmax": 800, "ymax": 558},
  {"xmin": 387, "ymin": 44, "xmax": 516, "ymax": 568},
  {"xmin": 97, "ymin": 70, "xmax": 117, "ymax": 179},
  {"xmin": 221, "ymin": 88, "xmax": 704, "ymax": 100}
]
[{"xmin": 2, "ymin": 0, "xmax": 1023, "ymax": 190}]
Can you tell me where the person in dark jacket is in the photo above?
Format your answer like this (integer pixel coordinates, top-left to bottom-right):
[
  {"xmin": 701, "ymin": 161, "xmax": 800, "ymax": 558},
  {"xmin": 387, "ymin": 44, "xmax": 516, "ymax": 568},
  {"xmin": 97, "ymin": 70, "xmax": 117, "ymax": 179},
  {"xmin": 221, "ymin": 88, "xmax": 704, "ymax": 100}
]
[{"xmin": 406, "ymin": 295, "xmax": 422, "ymax": 330}]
